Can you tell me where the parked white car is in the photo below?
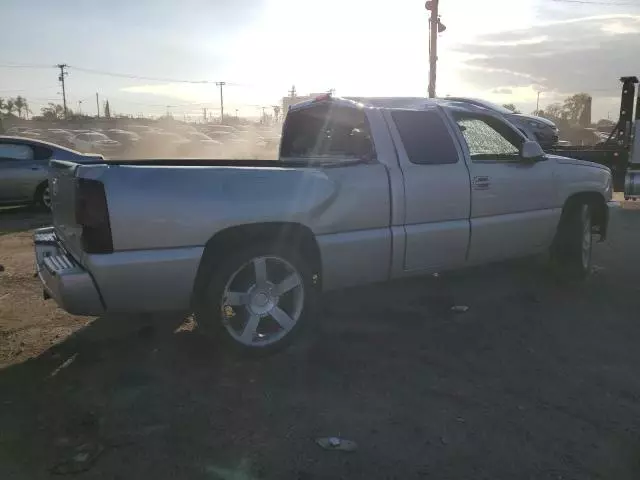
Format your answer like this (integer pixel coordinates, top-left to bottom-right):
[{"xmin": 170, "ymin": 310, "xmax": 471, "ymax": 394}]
[{"xmin": 72, "ymin": 132, "xmax": 122, "ymax": 155}]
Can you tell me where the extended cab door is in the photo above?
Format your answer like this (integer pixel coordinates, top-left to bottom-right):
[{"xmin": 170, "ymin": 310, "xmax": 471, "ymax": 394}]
[
  {"xmin": 449, "ymin": 112, "xmax": 558, "ymax": 263},
  {"xmin": 385, "ymin": 108, "xmax": 471, "ymax": 273}
]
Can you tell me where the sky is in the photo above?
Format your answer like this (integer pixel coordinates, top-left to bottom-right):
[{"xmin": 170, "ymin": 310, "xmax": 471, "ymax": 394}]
[{"xmin": 1, "ymin": 0, "xmax": 639, "ymax": 120}]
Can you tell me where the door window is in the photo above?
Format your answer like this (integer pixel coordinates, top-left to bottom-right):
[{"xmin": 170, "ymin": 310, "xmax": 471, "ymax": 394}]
[
  {"xmin": 454, "ymin": 115, "xmax": 522, "ymax": 162},
  {"xmin": 0, "ymin": 143, "xmax": 34, "ymax": 160},
  {"xmin": 391, "ymin": 110, "xmax": 459, "ymax": 165}
]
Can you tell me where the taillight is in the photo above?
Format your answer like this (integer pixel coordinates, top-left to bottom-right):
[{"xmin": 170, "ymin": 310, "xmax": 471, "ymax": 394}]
[{"xmin": 75, "ymin": 178, "xmax": 113, "ymax": 253}]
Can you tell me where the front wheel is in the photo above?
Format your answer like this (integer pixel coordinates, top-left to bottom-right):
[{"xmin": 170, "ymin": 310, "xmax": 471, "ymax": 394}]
[
  {"xmin": 552, "ymin": 203, "xmax": 592, "ymax": 279},
  {"xmin": 195, "ymin": 245, "xmax": 315, "ymax": 356}
]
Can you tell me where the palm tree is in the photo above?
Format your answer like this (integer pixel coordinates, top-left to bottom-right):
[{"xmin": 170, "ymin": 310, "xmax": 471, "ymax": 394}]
[{"xmin": 14, "ymin": 96, "xmax": 26, "ymax": 119}]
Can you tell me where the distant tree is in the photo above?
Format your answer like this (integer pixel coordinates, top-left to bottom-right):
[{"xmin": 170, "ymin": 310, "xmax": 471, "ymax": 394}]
[
  {"xmin": 562, "ymin": 93, "xmax": 591, "ymax": 125},
  {"xmin": 0, "ymin": 98, "xmax": 5, "ymax": 115},
  {"xmin": 4, "ymin": 98, "xmax": 15, "ymax": 117},
  {"xmin": 539, "ymin": 103, "xmax": 565, "ymax": 121},
  {"xmin": 104, "ymin": 100, "xmax": 111, "ymax": 119},
  {"xmin": 13, "ymin": 96, "xmax": 26, "ymax": 119},
  {"xmin": 502, "ymin": 103, "xmax": 521, "ymax": 113},
  {"xmin": 40, "ymin": 102, "xmax": 66, "ymax": 120}
]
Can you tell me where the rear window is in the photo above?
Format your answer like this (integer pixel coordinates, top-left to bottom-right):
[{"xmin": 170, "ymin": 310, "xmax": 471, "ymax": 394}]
[
  {"xmin": 280, "ymin": 103, "xmax": 375, "ymax": 160},
  {"xmin": 392, "ymin": 110, "xmax": 459, "ymax": 165},
  {"xmin": 86, "ymin": 133, "xmax": 108, "ymax": 141}
]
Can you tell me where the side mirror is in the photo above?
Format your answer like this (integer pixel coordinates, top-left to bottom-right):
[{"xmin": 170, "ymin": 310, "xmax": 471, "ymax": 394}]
[{"xmin": 521, "ymin": 140, "xmax": 545, "ymax": 161}]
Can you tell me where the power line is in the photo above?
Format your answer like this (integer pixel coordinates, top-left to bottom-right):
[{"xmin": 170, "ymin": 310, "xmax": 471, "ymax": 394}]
[
  {"xmin": 68, "ymin": 65, "xmax": 243, "ymax": 85},
  {"xmin": 69, "ymin": 65, "xmax": 210, "ymax": 83},
  {"xmin": 0, "ymin": 62, "xmax": 54, "ymax": 69}
]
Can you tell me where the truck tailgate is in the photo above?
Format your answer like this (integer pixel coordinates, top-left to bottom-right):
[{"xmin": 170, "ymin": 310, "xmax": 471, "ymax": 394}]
[{"xmin": 49, "ymin": 160, "xmax": 85, "ymax": 261}]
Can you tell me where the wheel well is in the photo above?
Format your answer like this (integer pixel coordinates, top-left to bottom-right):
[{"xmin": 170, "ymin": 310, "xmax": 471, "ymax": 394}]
[
  {"xmin": 561, "ymin": 192, "xmax": 607, "ymax": 239},
  {"xmin": 34, "ymin": 181, "xmax": 48, "ymax": 201},
  {"xmin": 191, "ymin": 222, "xmax": 322, "ymax": 305}
]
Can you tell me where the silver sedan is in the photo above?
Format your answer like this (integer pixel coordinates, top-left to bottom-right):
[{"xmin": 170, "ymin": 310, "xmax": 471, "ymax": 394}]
[{"xmin": 0, "ymin": 136, "xmax": 101, "ymax": 210}]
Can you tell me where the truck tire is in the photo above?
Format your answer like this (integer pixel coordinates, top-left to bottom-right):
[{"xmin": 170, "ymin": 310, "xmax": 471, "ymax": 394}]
[
  {"xmin": 552, "ymin": 203, "xmax": 592, "ymax": 279},
  {"xmin": 195, "ymin": 244, "xmax": 315, "ymax": 356}
]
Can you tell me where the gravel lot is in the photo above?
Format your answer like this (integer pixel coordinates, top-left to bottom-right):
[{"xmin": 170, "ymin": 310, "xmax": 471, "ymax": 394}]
[{"xmin": 1, "ymin": 200, "xmax": 640, "ymax": 479}]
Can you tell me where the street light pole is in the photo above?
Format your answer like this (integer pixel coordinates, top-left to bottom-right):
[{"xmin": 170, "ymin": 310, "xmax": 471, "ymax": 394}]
[
  {"xmin": 216, "ymin": 81, "xmax": 226, "ymax": 124},
  {"xmin": 426, "ymin": 0, "xmax": 440, "ymax": 98}
]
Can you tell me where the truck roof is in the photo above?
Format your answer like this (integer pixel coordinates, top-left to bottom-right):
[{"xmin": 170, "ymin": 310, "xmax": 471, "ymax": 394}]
[{"xmin": 288, "ymin": 95, "xmax": 501, "ymax": 115}]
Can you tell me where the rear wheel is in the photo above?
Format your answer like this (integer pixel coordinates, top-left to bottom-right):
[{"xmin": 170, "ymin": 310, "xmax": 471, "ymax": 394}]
[
  {"xmin": 195, "ymin": 245, "xmax": 315, "ymax": 356},
  {"xmin": 552, "ymin": 203, "xmax": 592, "ymax": 279},
  {"xmin": 34, "ymin": 182, "xmax": 51, "ymax": 211}
]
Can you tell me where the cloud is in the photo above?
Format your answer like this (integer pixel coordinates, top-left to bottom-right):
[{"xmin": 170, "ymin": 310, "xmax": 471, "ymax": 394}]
[
  {"xmin": 452, "ymin": 14, "xmax": 640, "ymax": 96},
  {"xmin": 119, "ymin": 83, "xmax": 210, "ymax": 103}
]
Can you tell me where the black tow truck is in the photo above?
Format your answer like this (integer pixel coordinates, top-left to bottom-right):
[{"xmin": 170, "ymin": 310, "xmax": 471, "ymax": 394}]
[{"xmin": 544, "ymin": 76, "xmax": 639, "ymax": 199}]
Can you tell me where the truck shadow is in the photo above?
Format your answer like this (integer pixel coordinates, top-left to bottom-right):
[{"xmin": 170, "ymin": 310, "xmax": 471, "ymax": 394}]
[
  {"xmin": 0, "ymin": 206, "xmax": 51, "ymax": 236},
  {"xmin": 2, "ymin": 257, "xmax": 640, "ymax": 479}
]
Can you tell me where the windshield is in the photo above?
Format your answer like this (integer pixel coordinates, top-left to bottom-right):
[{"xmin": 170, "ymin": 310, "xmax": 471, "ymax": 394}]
[{"xmin": 446, "ymin": 97, "xmax": 514, "ymax": 115}]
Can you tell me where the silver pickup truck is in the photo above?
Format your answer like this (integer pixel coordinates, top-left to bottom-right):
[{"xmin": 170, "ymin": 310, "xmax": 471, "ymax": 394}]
[{"xmin": 34, "ymin": 96, "xmax": 613, "ymax": 355}]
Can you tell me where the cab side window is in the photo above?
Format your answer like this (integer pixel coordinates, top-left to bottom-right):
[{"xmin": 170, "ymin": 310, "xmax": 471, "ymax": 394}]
[{"xmin": 391, "ymin": 110, "xmax": 459, "ymax": 165}]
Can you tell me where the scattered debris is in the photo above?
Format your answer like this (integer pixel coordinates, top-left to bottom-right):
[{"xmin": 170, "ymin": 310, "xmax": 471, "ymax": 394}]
[
  {"xmin": 450, "ymin": 305, "xmax": 469, "ymax": 313},
  {"xmin": 0, "ymin": 264, "xmax": 4, "ymax": 272},
  {"xmin": 50, "ymin": 442, "xmax": 104, "ymax": 475},
  {"xmin": 50, "ymin": 353, "xmax": 78, "ymax": 377},
  {"xmin": 315, "ymin": 436, "xmax": 358, "ymax": 452}
]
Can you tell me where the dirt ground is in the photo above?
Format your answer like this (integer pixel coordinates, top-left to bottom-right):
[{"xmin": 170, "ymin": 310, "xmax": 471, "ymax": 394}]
[{"xmin": 2, "ymin": 200, "xmax": 640, "ymax": 479}]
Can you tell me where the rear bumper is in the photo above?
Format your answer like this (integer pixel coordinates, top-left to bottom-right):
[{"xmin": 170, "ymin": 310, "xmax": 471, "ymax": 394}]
[{"xmin": 34, "ymin": 227, "xmax": 105, "ymax": 316}]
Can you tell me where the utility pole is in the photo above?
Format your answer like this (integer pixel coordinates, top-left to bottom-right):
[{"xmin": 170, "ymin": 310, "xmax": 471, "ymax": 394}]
[
  {"xmin": 57, "ymin": 64, "xmax": 68, "ymax": 118},
  {"xmin": 288, "ymin": 85, "xmax": 297, "ymax": 98},
  {"xmin": 77, "ymin": 100, "xmax": 83, "ymax": 115},
  {"xmin": 96, "ymin": 92, "xmax": 100, "ymax": 118},
  {"xmin": 203, "ymin": 107, "xmax": 207, "ymax": 123},
  {"xmin": 425, "ymin": 1, "xmax": 445, "ymax": 98},
  {"xmin": 536, "ymin": 91, "xmax": 541, "ymax": 114},
  {"xmin": 216, "ymin": 81, "xmax": 226, "ymax": 124},
  {"xmin": 235, "ymin": 108, "xmax": 239, "ymax": 120}
]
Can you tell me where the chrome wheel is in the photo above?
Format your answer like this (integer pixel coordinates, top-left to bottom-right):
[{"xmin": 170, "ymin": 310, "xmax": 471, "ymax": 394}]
[
  {"xmin": 41, "ymin": 185, "xmax": 52, "ymax": 209},
  {"xmin": 581, "ymin": 206, "xmax": 592, "ymax": 271},
  {"xmin": 221, "ymin": 255, "xmax": 304, "ymax": 347}
]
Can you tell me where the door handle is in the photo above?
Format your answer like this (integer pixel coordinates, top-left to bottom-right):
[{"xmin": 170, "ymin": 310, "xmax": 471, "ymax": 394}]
[{"xmin": 473, "ymin": 176, "xmax": 490, "ymax": 190}]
